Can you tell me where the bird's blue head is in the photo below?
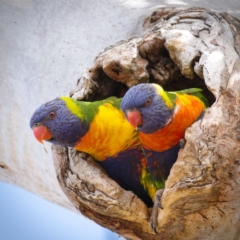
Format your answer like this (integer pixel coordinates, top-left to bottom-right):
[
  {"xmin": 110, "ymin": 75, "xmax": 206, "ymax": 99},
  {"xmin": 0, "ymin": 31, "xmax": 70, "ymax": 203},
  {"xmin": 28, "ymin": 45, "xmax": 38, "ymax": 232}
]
[
  {"xmin": 30, "ymin": 98, "xmax": 89, "ymax": 147},
  {"xmin": 121, "ymin": 83, "xmax": 174, "ymax": 134}
]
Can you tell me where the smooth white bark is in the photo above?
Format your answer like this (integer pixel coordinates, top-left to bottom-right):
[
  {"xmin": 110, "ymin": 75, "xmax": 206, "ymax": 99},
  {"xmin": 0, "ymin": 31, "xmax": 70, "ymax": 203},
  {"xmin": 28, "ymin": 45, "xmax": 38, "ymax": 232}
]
[{"xmin": 1, "ymin": 0, "xmax": 239, "ymax": 211}]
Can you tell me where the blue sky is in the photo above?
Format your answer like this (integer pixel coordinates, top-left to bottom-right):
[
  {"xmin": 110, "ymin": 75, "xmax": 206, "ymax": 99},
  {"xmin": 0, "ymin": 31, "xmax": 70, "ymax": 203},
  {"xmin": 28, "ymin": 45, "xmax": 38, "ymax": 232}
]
[{"xmin": 0, "ymin": 182, "xmax": 120, "ymax": 240}]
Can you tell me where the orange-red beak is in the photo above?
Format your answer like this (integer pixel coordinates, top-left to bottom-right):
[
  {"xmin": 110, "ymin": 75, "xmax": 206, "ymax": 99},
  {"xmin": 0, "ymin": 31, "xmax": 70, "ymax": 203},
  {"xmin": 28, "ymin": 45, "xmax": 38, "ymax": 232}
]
[
  {"xmin": 126, "ymin": 109, "xmax": 142, "ymax": 129},
  {"xmin": 33, "ymin": 125, "xmax": 52, "ymax": 144}
]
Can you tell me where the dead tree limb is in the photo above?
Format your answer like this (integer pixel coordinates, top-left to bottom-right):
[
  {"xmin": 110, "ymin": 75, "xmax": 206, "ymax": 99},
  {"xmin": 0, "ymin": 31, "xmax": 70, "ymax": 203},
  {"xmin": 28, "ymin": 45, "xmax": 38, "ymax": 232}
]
[{"xmin": 53, "ymin": 7, "xmax": 240, "ymax": 240}]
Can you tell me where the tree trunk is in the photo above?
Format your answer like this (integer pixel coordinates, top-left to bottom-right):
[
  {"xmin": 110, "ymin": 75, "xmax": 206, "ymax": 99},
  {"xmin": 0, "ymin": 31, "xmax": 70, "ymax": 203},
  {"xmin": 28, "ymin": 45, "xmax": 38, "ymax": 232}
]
[{"xmin": 52, "ymin": 7, "xmax": 240, "ymax": 240}]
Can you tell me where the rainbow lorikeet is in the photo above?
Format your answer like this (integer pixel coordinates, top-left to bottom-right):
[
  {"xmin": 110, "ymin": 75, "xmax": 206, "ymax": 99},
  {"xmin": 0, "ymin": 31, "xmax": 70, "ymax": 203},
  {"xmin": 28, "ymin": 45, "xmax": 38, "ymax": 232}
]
[
  {"xmin": 121, "ymin": 83, "xmax": 208, "ymax": 230},
  {"xmin": 30, "ymin": 96, "xmax": 154, "ymax": 206}
]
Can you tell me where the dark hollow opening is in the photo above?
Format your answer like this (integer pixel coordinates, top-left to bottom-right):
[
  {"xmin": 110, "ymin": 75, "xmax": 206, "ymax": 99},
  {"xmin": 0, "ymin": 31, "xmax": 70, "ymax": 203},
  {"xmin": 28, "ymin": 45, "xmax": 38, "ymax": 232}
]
[
  {"xmin": 88, "ymin": 47, "xmax": 216, "ymax": 106},
  {"xmin": 79, "ymin": 44, "xmax": 216, "ymax": 208},
  {"xmin": 164, "ymin": 75, "xmax": 216, "ymax": 106},
  {"xmin": 85, "ymin": 68, "xmax": 128, "ymax": 102}
]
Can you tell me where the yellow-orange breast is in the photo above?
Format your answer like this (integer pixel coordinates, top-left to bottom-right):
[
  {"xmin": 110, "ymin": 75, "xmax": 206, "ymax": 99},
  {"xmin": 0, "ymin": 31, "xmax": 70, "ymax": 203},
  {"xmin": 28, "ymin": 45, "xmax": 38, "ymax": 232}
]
[{"xmin": 75, "ymin": 103, "xmax": 140, "ymax": 161}]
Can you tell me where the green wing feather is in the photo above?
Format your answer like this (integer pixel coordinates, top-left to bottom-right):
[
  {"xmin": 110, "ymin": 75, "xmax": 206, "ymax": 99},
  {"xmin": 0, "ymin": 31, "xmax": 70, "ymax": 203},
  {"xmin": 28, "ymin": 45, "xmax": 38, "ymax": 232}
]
[
  {"xmin": 63, "ymin": 96, "xmax": 122, "ymax": 123},
  {"xmin": 167, "ymin": 88, "xmax": 209, "ymax": 107}
]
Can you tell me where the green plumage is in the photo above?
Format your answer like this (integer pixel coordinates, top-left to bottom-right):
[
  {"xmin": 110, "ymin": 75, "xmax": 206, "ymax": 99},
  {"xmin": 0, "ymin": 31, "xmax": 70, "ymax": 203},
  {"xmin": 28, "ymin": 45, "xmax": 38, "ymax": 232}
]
[{"xmin": 167, "ymin": 88, "xmax": 209, "ymax": 107}]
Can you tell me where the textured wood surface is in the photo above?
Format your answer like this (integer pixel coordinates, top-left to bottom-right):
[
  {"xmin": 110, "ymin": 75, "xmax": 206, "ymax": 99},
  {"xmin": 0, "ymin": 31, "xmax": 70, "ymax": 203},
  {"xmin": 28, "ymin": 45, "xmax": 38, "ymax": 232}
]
[{"xmin": 52, "ymin": 7, "xmax": 240, "ymax": 240}]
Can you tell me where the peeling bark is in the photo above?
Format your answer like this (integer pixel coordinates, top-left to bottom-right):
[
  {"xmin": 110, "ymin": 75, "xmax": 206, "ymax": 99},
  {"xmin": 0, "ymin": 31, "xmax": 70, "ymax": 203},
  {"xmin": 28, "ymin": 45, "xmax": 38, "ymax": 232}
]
[{"xmin": 53, "ymin": 7, "xmax": 240, "ymax": 240}]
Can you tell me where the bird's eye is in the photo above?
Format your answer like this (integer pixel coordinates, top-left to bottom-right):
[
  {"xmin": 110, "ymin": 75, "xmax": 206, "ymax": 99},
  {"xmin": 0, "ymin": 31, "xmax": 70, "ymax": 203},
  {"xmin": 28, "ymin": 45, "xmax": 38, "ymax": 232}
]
[
  {"xmin": 49, "ymin": 111, "xmax": 56, "ymax": 119},
  {"xmin": 146, "ymin": 98, "xmax": 152, "ymax": 106}
]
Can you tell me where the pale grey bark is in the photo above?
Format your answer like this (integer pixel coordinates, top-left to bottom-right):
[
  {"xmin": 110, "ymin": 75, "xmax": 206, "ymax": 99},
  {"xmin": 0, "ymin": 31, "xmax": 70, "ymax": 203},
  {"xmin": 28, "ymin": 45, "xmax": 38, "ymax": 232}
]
[
  {"xmin": 1, "ymin": 1, "xmax": 240, "ymax": 240},
  {"xmin": 53, "ymin": 7, "xmax": 240, "ymax": 240}
]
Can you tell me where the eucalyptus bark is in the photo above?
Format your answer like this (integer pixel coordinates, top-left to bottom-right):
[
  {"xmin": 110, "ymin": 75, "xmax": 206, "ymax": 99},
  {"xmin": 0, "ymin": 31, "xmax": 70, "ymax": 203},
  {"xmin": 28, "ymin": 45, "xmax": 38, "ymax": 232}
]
[{"xmin": 51, "ymin": 7, "xmax": 240, "ymax": 240}]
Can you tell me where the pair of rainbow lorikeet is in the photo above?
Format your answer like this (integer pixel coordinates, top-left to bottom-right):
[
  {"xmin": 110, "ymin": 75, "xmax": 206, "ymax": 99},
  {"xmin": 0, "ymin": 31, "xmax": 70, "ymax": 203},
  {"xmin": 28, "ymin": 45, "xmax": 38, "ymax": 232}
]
[{"xmin": 30, "ymin": 83, "xmax": 208, "ymax": 230}]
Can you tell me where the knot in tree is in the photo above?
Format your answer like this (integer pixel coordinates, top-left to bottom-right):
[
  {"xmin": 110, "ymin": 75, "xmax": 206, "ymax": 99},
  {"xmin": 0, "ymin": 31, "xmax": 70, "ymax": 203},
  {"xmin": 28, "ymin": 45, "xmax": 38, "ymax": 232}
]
[{"xmin": 52, "ymin": 7, "xmax": 240, "ymax": 240}]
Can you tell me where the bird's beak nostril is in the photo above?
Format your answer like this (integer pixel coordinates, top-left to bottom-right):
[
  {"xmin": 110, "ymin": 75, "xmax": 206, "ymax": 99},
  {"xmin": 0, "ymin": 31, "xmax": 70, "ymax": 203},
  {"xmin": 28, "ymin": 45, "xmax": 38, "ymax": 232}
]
[
  {"xmin": 33, "ymin": 122, "xmax": 42, "ymax": 128},
  {"xmin": 32, "ymin": 124, "xmax": 52, "ymax": 143},
  {"xmin": 128, "ymin": 108, "xmax": 136, "ymax": 112},
  {"xmin": 125, "ymin": 109, "xmax": 142, "ymax": 129}
]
